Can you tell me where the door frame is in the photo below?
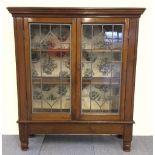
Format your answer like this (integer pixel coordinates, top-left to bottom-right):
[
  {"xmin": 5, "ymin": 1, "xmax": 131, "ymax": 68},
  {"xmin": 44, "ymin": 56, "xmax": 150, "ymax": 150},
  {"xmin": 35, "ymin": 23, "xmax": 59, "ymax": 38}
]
[
  {"xmin": 24, "ymin": 17, "xmax": 77, "ymax": 121},
  {"xmin": 76, "ymin": 17, "xmax": 129, "ymax": 121}
]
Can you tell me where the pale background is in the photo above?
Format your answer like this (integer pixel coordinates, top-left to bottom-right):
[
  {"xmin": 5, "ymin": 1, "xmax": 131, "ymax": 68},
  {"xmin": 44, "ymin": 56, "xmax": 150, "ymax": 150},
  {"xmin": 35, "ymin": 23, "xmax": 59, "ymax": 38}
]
[{"xmin": 0, "ymin": 0, "xmax": 154, "ymax": 135}]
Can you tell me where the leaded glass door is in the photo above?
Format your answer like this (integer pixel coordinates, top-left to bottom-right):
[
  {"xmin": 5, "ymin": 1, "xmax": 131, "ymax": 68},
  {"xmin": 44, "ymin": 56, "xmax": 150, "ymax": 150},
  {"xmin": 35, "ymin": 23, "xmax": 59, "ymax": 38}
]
[
  {"xmin": 77, "ymin": 18, "xmax": 128, "ymax": 120},
  {"xmin": 25, "ymin": 17, "xmax": 128, "ymax": 121},
  {"xmin": 25, "ymin": 18, "xmax": 76, "ymax": 120}
]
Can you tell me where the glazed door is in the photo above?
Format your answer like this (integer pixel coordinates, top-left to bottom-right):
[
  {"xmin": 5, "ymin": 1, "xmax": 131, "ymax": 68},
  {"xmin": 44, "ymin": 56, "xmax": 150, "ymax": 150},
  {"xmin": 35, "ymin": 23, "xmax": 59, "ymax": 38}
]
[
  {"xmin": 24, "ymin": 18, "xmax": 76, "ymax": 120},
  {"xmin": 76, "ymin": 18, "xmax": 129, "ymax": 120}
]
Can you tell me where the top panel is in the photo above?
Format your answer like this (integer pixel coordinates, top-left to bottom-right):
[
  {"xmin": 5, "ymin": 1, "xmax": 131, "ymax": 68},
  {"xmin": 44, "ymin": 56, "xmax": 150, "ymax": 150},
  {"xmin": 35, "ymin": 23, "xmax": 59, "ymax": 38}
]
[{"xmin": 7, "ymin": 7, "xmax": 145, "ymax": 18}]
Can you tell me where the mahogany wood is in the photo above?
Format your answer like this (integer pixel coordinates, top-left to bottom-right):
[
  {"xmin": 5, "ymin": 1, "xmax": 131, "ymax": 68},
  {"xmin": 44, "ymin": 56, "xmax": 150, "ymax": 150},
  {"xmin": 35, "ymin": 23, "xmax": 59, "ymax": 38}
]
[
  {"xmin": 17, "ymin": 120, "xmax": 135, "ymax": 124},
  {"xmin": 28, "ymin": 123, "xmax": 124, "ymax": 134},
  {"xmin": 8, "ymin": 7, "xmax": 145, "ymax": 18},
  {"xmin": 76, "ymin": 18, "xmax": 82, "ymax": 120},
  {"xmin": 13, "ymin": 17, "xmax": 29, "ymax": 150},
  {"xmin": 123, "ymin": 18, "xmax": 140, "ymax": 151},
  {"xmin": 7, "ymin": 7, "xmax": 145, "ymax": 151}
]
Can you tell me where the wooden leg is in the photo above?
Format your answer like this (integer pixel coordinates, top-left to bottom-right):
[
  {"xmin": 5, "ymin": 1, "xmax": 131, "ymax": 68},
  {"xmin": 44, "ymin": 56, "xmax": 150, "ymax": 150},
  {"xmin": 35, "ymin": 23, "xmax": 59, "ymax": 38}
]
[
  {"xmin": 123, "ymin": 125, "xmax": 133, "ymax": 152},
  {"xmin": 123, "ymin": 141, "xmax": 131, "ymax": 152},
  {"xmin": 19, "ymin": 124, "xmax": 29, "ymax": 151},
  {"xmin": 21, "ymin": 142, "xmax": 28, "ymax": 151}
]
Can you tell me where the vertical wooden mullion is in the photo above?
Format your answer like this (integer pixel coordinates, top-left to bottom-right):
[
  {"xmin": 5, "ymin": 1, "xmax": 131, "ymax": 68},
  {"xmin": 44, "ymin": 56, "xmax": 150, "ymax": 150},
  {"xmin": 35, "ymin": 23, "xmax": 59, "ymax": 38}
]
[
  {"xmin": 75, "ymin": 18, "xmax": 82, "ymax": 120},
  {"xmin": 71, "ymin": 18, "xmax": 77, "ymax": 120}
]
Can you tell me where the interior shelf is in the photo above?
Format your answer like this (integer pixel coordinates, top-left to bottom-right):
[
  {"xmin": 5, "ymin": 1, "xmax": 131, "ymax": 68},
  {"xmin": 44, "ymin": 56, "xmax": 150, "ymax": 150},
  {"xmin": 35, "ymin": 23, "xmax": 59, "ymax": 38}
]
[
  {"xmin": 31, "ymin": 48, "xmax": 70, "ymax": 52},
  {"xmin": 32, "ymin": 77, "xmax": 70, "ymax": 84},
  {"xmin": 81, "ymin": 60, "xmax": 121, "ymax": 63},
  {"xmin": 83, "ymin": 49, "xmax": 121, "ymax": 52},
  {"xmin": 82, "ymin": 77, "xmax": 120, "ymax": 84},
  {"xmin": 32, "ymin": 77, "xmax": 120, "ymax": 85},
  {"xmin": 31, "ymin": 48, "xmax": 121, "ymax": 53}
]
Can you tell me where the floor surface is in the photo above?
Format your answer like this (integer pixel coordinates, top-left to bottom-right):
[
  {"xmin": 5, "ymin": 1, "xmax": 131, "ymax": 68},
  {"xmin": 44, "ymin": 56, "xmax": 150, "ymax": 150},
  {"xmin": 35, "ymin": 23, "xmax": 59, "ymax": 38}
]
[{"xmin": 2, "ymin": 135, "xmax": 153, "ymax": 155}]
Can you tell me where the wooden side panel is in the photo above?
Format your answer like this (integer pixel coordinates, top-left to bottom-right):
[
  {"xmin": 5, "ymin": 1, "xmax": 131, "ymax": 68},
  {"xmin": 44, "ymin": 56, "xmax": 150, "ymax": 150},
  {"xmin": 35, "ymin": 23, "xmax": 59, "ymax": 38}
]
[
  {"xmin": 24, "ymin": 18, "xmax": 32, "ymax": 120},
  {"xmin": 124, "ymin": 18, "xmax": 139, "ymax": 121},
  {"xmin": 123, "ymin": 18, "xmax": 139, "ymax": 152},
  {"xmin": 14, "ymin": 17, "xmax": 28, "ymax": 121},
  {"xmin": 14, "ymin": 17, "xmax": 29, "ymax": 150}
]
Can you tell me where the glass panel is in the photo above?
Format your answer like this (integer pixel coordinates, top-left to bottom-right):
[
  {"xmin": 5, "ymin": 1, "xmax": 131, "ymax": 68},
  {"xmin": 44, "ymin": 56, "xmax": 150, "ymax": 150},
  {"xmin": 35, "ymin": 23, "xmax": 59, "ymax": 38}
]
[
  {"xmin": 32, "ymin": 81, "xmax": 42, "ymax": 111},
  {"xmin": 113, "ymin": 25, "xmax": 123, "ymax": 49},
  {"xmin": 81, "ymin": 24, "xmax": 123, "ymax": 114},
  {"xmin": 30, "ymin": 23, "xmax": 71, "ymax": 113},
  {"xmin": 82, "ymin": 25, "xmax": 92, "ymax": 49}
]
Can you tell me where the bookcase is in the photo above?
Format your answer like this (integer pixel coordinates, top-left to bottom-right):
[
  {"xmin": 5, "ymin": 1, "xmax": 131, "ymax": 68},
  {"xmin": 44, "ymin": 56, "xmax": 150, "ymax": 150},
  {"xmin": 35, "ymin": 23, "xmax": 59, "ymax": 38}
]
[{"xmin": 7, "ymin": 7, "xmax": 145, "ymax": 151}]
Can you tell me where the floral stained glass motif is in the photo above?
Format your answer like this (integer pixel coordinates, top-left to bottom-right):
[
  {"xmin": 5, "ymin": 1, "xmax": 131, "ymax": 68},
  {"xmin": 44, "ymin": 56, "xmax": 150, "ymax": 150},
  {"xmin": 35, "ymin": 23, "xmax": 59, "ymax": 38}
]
[
  {"xmin": 30, "ymin": 24, "xmax": 71, "ymax": 113},
  {"xmin": 81, "ymin": 24, "xmax": 123, "ymax": 114}
]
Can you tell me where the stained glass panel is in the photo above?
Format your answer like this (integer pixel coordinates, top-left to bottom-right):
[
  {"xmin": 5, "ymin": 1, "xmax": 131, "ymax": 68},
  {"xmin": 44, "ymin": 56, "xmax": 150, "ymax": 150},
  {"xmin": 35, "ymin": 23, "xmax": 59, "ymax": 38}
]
[
  {"xmin": 81, "ymin": 24, "xmax": 123, "ymax": 114},
  {"xmin": 30, "ymin": 23, "xmax": 71, "ymax": 113}
]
